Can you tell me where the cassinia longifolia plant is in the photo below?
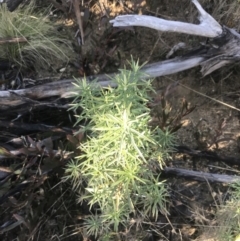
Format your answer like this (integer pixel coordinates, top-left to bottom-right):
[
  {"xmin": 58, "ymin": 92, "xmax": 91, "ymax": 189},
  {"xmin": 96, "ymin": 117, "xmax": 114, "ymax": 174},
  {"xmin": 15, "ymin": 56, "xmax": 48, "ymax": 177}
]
[{"xmin": 65, "ymin": 60, "xmax": 176, "ymax": 239}]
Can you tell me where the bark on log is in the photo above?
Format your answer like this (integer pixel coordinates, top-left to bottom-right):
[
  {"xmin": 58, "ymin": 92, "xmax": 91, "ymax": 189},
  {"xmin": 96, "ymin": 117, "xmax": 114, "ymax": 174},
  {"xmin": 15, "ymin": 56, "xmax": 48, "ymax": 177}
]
[{"xmin": 164, "ymin": 167, "xmax": 240, "ymax": 183}]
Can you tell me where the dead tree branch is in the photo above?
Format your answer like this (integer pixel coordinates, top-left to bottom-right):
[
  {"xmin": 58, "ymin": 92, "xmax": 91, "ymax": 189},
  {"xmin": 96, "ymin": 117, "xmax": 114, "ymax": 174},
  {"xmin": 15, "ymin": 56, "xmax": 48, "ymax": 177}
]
[
  {"xmin": 110, "ymin": 0, "xmax": 240, "ymax": 76},
  {"xmin": 110, "ymin": 0, "xmax": 223, "ymax": 38}
]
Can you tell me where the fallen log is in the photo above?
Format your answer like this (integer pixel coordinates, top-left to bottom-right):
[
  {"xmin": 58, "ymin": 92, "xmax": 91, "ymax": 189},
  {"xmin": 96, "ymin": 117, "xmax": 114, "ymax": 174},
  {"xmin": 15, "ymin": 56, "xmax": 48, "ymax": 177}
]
[
  {"xmin": 164, "ymin": 167, "xmax": 240, "ymax": 183},
  {"xmin": 0, "ymin": 56, "xmax": 204, "ymax": 111}
]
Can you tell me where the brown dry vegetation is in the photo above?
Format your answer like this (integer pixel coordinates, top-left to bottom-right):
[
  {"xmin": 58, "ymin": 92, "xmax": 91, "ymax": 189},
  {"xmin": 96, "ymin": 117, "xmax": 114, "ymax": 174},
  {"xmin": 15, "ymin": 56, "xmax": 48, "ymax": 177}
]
[{"xmin": 1, "ymin": 0, "xmax": 240, "ymax": 240}]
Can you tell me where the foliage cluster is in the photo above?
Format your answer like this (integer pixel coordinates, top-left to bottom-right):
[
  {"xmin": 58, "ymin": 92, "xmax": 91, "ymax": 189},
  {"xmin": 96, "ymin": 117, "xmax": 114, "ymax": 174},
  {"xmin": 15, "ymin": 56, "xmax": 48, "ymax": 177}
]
[{"xmin": 66, "ymin": 61, "xmax": 175, "ymax": 239}]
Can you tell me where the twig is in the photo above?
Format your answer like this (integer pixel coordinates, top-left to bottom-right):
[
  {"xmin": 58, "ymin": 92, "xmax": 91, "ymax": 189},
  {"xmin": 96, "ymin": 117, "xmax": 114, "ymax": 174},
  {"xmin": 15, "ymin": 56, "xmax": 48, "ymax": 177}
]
[
  {"xmin": 0, "ymin": 37, "xmax": 27, "ymax": 44},
  {"xmin": 72, "ymin": 0, "xmax": 84, "ymax": 45}
]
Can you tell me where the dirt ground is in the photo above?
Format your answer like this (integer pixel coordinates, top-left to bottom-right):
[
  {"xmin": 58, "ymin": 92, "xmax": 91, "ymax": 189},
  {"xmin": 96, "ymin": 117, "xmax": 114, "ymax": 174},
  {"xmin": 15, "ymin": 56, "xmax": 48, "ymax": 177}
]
[{"xmin": 1, "ymin": 0, "xmax": 240, "ymax": 240}]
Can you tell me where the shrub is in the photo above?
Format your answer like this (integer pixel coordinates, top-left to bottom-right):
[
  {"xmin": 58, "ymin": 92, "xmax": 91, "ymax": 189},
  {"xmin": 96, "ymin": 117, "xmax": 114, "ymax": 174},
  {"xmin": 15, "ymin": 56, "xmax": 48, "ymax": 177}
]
[{"xmin": 66, "ymin": 60, "xmax": 175, "ymax": 239}]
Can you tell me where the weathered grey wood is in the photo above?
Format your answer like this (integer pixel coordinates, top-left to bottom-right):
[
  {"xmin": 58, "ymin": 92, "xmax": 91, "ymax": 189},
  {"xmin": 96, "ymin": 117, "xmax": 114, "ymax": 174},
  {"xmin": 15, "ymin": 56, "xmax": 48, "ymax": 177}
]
[
  {"xmin": 164, "ymin": 167, "xmax": 240, "ymax": 183},
  {"xmin": 110, "ymin": 0, "xmax": 223, "ymax": 38}
]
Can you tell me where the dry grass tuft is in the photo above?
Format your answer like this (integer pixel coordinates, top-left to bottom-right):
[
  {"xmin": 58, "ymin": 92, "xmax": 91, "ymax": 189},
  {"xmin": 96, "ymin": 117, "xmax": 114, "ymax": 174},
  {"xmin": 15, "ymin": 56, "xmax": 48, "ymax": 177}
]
[{"xmin": 0, "ymin": 3, "xmax": 71, "ymax": 71}]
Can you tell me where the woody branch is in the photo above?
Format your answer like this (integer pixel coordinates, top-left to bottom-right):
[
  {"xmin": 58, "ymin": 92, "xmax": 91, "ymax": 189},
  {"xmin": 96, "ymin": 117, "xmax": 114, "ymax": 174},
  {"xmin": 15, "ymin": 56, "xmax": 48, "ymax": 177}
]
[{"xmin": 110, "ymin": 0, "xmax": 223, "ymax": 38}]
